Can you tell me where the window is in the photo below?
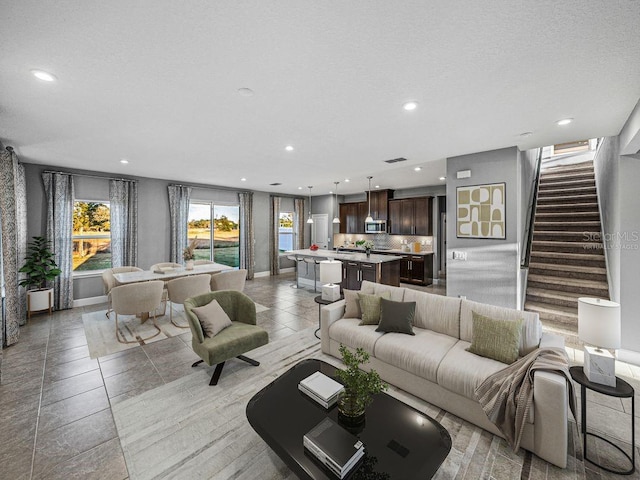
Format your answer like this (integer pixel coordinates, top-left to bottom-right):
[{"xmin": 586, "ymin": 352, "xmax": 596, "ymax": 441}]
[
  {"xmin": 279, "ymin": 212, "xmax": 293, "ymax": 252},
  {"xmin": 188, "ymin": 202, "xmax": 240, "ymax": 267},
  {"xmin": 73, "ymin": 201, "xmax": 111, "ymax": 271}
]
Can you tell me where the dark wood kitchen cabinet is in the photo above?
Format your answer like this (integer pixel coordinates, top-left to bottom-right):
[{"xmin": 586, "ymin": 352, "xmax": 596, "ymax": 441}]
[
  {"xmin": 366, "ymin": 189, "xmax": 394, "ymax": 222},
  {"xmin": 398, "ymin": 254, "xmax": 433, "ymax": 286},
  {"xmin": 339, "ymin": 202, "xmax": 368, "ymax": 234},
  {"xmin": 341, "ymin": 259, "xmax": 400, "ymax": 290},
  {"xmin": 388, "ymin": 197, "xmax": 433, "ymax": 236}
]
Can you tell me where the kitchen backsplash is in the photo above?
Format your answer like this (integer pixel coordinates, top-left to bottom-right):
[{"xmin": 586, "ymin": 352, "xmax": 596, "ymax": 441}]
[{"xmin": 333, "ymin": 233, "xmax": 434, "ymax": 252}]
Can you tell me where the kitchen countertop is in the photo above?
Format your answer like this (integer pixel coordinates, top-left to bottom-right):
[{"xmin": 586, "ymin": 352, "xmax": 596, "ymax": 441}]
[
  {"xmin": 337, "ymin": 247, "xmax": 434, "ymax": 256},
  {"xmin": 284, "ymin": 249, "xmax": 403, "ymax": 264}
]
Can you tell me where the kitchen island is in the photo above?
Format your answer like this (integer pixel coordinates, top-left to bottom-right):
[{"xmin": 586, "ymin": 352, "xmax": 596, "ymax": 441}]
[{"xmin": 284, "ymin": 249, "xmax": 402, "ymax": 289}]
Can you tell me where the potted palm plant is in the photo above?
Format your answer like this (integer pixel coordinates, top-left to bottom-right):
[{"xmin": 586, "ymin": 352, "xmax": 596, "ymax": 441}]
[
  {"xmin": 335, "ymin": 344, "xmax": 387, "ymax": 423},
  {"xmin": 19, "ymin": 236, "xmax": 61, "ymax": 316}
]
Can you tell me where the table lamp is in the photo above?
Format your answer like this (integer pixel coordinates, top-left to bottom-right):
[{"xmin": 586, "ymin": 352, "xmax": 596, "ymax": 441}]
[
  {"xmin": 320, "ymin": 260, "xmax": 342, "ymax": 302},
  {"xmin": 578, "ymin": 297, "xmax": 621, "ymax": 387}
]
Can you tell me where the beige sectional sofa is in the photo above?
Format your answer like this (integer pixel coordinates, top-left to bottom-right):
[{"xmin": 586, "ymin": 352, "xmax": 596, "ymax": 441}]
[{"xmin": 320, "ymin": 281, "xmax": 572, "ymax": 468}]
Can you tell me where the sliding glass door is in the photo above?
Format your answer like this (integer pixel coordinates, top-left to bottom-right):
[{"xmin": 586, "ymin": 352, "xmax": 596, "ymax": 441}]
[{"xmin": 188, "ymin": 202, "xmax": 239, "ymax": 268}]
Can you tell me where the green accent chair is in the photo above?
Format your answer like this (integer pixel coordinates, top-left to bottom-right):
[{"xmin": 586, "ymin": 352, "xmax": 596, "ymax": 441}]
[{"xmin": 184, "ymin": 290, "xmax": 268, "ymax": 385}]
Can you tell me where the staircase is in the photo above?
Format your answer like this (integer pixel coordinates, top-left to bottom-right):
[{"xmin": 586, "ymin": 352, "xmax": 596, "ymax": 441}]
[{"xmin": 524, "ymin": 161, "xmax": 609, "ymax": 346}]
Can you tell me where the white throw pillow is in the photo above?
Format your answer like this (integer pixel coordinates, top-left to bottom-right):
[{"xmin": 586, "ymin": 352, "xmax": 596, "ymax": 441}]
[{"xmin": 192, "ymin": 299, "xmax": 232, "ymax": 337}]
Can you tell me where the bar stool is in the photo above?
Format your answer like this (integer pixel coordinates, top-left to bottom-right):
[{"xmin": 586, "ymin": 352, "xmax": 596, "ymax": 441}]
[
  {"xmin": 303, "ymin": 256, "xmax": 326, "ymax": 292},
  {"xmin": 286, "ymin": 254, "xmax": 304, "ymax": 289}
]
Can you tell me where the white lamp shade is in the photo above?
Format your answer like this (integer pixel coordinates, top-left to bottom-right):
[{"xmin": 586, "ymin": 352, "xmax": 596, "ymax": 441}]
[
  {"xmin": 578, "ymin": 297, "xmax": 621, "ymax": 349},
  {"xmin": 320, "ymin": 260, "xmax": 342, "ymax": 284}
]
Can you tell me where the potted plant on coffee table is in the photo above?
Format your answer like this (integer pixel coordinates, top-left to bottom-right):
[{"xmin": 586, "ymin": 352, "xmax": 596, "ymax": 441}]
[
  {"xmin": 19, "ymin": 236, "xmax": 61, "ymax": 317},
  {"xmin": 335, "ymin": 344, "xmax": 387, "ymax": 423}
]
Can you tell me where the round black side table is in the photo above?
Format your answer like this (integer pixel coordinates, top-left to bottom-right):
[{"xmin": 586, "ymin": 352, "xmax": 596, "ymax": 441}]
[
  {"xmin": 313, "ymin": 295, "xmax": 343, "ymax": 339},
  {"xmin": 569, "ymin": 365, "xmax": 635, "ymax": 475}
]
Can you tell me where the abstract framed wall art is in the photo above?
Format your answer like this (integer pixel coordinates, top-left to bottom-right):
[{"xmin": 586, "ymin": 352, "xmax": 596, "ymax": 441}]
[{"xmin": 456, "ymin": 183, "xmax": 506, "ymax": 239}]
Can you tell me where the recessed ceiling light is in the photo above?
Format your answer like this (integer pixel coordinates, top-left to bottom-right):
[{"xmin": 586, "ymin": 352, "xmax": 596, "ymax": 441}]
[
  {"xmin": 241, "ymin": 178, "xmax": 246, "ymax": 182},
  {"xmin": 403, "ymin": 101, "xmax": 418, "ymax": 111},
  {"xmin": 439, "ymin": 176, "xmax": 446, "ymax": 181},
  {"xmin": 329, "ymin": 191, "xmax": 333, "ymax": 194},
  {"xmin": 120, "ymin": 159, "xmax": 129, "ymax": 164},
  {"xmin": 237, "ymin": 87, "xmax": 254, "ymax": 96},
  {"xmin": 344, "ymin": 178, "xmax": 350, "ymax": 182},
  {"xmin": 285, "ymin": 145, "xmax": 294, "ymax": 152},
  {"xmin": 556, "ymin": 118, "xmax": 573, "ymax": 126},
  {"xmin": 298, "ymin": 186, "xmax": 303, "ymax": 190},
  {"xmin": 375, "ymin": 185, "xmax": 380, "ymax": 188},
  {"xmin": 31, "ymin": 69, "xmax": 57, "ymax": 82},
  {"xmin": 414, "ymin": 167, "xmax": 422, "ymax": 172}
]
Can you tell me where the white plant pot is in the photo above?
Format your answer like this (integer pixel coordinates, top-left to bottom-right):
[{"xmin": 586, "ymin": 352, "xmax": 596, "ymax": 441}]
[
  {"xmin": 185, "ymin": 260, "xmax": 194, "ymax": 270},
  {"xmin": 27, "ymin": 288, "xmax": 53, "ymax": 314}
]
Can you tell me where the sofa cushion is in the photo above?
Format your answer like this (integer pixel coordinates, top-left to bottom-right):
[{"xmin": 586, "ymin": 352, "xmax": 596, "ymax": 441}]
[
  {"xmin": 373, "ymin": 327, "xmax": 457, "ymax": 383},
  {"xmin": 358, "ymin": 291, "xmax": 391, "ymax": 325},
  {"xmin": 403, "ymin": 289, "xmax": 462, "ymax": 338},
  {"xmin": 467, "ymin": 311, "xmax": 522, "ymax": 364},
  {"xmin": 376, "ymin": 298, "xmax": 415, "ymax": 335},
  {"xmin": 360, "ymin": 280, "xmax": 405, "ymax": 302},
  {"xmin": 329, "ymin": 318, "xmax": 384, "ymax": 355},
  {"xmin": 460, "ymin": 299, "xmax": 541, "ymax": 356},
  {"xmin": 343, "ymin": 289, "xmax": 362, "ymax": 319},
  {"xmin": 437, "ymin": 340, "xmax": 508, "ymax": 401}
]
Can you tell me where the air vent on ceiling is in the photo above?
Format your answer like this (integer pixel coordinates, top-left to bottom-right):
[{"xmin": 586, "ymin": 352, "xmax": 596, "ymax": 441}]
[
  {"xmin": 269, "ymin": 182, "xmax": 282, "ymax": 186},
  {"xmin": 384, "ymin": 157, "xmax": 407, "ymax": 164}
]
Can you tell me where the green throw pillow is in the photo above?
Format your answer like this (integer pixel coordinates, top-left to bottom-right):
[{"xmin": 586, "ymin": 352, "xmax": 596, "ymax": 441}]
[
  {"xmin": 376, "ymin": 298, "xmax": 416, "ymax": 335},
  {"xmin": 358, "ymin": 291, "xmax": 391, "ymax": 325},
  {"xmin": 466, "ymin": 311, "xmax": 523, "ymax": 364}
]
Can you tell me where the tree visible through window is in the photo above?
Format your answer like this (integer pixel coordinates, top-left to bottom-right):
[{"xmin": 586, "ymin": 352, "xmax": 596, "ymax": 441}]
[
  {"xmin": 73, "ymin": 201, "xmax": 111, "ymax": 271},
  {"xmin": 188, "ymin": 202, "xmax": 240, "ymax": 267},
  {"xmin": 279, "ymin": 212, "xmax": 293, "ymax": 252}
]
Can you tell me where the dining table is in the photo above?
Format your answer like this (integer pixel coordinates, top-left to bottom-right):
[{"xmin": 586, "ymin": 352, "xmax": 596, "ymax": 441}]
[{"xmin": 112, "ymin": 262, "xmax": 233, "ymax": 284}]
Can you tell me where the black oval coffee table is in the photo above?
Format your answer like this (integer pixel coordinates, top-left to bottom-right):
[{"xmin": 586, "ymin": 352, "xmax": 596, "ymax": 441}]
[{"xmin": 246, "ymin": 359, "xmax": 452, "ymax": 479}]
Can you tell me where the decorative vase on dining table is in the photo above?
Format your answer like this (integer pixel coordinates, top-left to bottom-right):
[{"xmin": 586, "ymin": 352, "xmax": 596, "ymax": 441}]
[{"xmin": 185, "ymin": 260, "xmax": 194, "ymax": 270}]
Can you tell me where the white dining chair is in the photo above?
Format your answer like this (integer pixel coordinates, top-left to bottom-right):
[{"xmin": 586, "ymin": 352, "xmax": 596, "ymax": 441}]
[
  {"xmin": 210, "ymin": 269, "xmax": 247, "ymax": 292},
  {"xmin": 166, "ymin": 274, "xmax": 211, "ymax": 327},
  {"xmin": 148, "ymin": 262, "xmax": 182, "ymax": 315},
  {"xmin": 102, "ymin": 266, "xmax": 143, "ymax": 318},
  {"xmin": 111, "ymin": 280, "xmax": 164, "ymax": 344}
]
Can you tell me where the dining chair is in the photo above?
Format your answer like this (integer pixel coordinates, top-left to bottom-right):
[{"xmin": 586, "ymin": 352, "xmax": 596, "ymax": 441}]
[
  {"xmin": 102, "ymin": 266, "xmax": 143, "ymax": 318},
  {"xmin": 184, "ymin": 290, "xmax": 268, "ymax": 385},
  {"xmin": 148, "ymin": 262, "xmax": 182, "ymax": 315},
  {"xmin": 166, "ymin": 274, "xmax": 211, "ymax": 327},
  {"xmin": 210, "ymin": 269, "xmax": 247, "ymax": 292},
  {"xmin": 111, "ymin": 280, "xmax": 164, "ymax": 344}
]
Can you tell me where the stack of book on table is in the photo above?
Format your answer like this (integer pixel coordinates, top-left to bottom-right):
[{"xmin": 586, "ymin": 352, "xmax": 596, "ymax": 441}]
[
  {"xmin": 303, "ymin": 417, "xmax": 365, "ymax": 479},
  {"xmin": 298, "ymin": 371, "xmax": 344, "ymax": 408}
]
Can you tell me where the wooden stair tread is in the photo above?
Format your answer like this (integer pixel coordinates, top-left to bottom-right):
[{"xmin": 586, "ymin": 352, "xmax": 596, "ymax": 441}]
[
  {"xmin": 534, "ymin": 221, "xmax": 601, "ymax": 228},
  {"xmin": 525, "ymin": 301, "xmax": 578, "ymax": 318},
  {"xmin": 538, "ymin": 178, "xmax": 595, "ymax": 189},
  {"xmin": 531, "ymin": 240, "xmax": 605, "ymax": 250},
  {"xmin": 528, "ymin": 262, "xmax": 606, "ymax": 275},
  {"xmin": 536, "ymin": 202, "xmax": 599, "ymax": 210},
  {"xmin": 535, "ymin": 211, "xmax": 599, "ymax": 218},
  {"xmin": 529, "ymin": 251, "xmax": 604, "ymax": 261},
  {"xmin": 528, "ymin": 274, "xmax": 608, "ymax": 289},
  {"xmin": 537, "ymin": 186, "xmax": 597, "ymax": 196}
]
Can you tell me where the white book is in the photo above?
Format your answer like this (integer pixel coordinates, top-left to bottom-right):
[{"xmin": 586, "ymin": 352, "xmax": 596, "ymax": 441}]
[
  {"xmin": 298, "ymin": 384, "xmax": 339, "ymax": 408},
  {"xmin": 299, "ymin": 371, "xmax": 344, "ymax": 402}
]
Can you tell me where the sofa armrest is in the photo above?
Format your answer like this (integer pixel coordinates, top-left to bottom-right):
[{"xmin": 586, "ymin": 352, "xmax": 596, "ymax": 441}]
[
  {"xmin": 532, "ymin": 369, "xmax": 570, "ymax": 468},
  {"xmin": 539, "ymin": 332, "xmax": 565, "ymax": 349},
  {"xmin": 320, "ymin": 299, "xmax": 346, "ymax": 353}
]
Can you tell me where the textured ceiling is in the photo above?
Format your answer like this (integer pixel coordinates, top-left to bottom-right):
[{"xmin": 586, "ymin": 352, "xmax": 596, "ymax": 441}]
[{"xmin": 1, "ymin": 1, "xmax": 639, "ymax": 196}]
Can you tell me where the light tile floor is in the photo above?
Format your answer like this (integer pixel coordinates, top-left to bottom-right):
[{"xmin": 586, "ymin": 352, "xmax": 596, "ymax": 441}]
[{"xmin": 0, "ymin": 273, "xmax": 637, "ymax": 479}]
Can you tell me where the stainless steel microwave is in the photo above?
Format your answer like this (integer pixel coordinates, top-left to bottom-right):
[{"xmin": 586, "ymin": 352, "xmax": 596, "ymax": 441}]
[{"xmin": 365, "ymin": 220, "xmax": 387, "ymax": 233}]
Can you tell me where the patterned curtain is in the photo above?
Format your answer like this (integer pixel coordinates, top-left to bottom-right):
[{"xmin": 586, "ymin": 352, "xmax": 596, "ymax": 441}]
[
  {"xmin": 0, "ymin": 146, "xmax": 27, "ymax": 348},
  {"xmin": 109, "ymin": 179, "xmax": 138, "ymax": 267},
  {"xmin": 168, "ymin": 185, "xmax": 192, "ymax": 264},
  {"xmin": 42, "ymin": 172, "xmax": 75, "ymax": 311},
  {"xmin": 269, "ymin": 196, "xmax": 281, "ymax": 275},
  {"xmin": 294, "ymin": 197, "xmax": 305, "ymax": 249},
  {"xmin": 238, "ymin": 192, "xmax": 255, "ymax": 280}
]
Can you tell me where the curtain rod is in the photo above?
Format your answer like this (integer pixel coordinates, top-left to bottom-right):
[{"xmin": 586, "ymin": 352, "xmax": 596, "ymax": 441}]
[{"xmin": 43, "ymin": 170, "xmax": 138, "ymax": 183}]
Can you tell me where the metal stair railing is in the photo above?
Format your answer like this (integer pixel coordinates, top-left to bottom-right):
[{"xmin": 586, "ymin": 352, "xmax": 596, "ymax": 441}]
[{"xmin": 521, "ymin": 148, "xmax": 543, "ymax": 268}]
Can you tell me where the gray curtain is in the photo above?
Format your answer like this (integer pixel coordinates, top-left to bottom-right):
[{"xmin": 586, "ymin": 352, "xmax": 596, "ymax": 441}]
[
  {"xmin": 168, "ymin": 185, "xmax": 192, "ymax": 264},
  {"xmin": 238, "ymin": 192, "xmax": 255, "ymax": 280},
  {"xmin": 294, "ymin": 197, "xmax": 305, "ymax": 249},
  {"xmin": 269, "ymin": 196, "xmax": 281, "ymax": 275},
  {"xmin": 109, "ymin": 179, "xmax": 138, "ymax": 267},
  {"xmin": 0, "ymin": 146, "xmax": 27, "ymax": 348},
  {"xmin": 42, "ymin": 171, "xmax": 75, "ymax": 311}
]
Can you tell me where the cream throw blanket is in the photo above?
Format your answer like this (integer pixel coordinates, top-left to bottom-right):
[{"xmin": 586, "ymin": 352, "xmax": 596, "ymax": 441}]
[{"xmin": 475, "ymin": 347, "xmax": 576, "ymax": 451}]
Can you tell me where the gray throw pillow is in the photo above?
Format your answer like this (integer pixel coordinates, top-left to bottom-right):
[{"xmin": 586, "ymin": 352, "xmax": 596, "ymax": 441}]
[
  {"xmin": 358, "ymin": 291, "xmax": 391, "ymax": 325},
  {"xmin": 466, "ymin": 311, "xmax": 522, "ymax": 364},
  {"xmin": 191, "ymin": 299, "xmax": 233, "ymax": 338},
  {"xmin": 343, "ymin": 289, "xmax": 362, "ymax": 319},
  {"xmin": 376, "ymin": 298, "xmax": 416, "ymax": 335}
]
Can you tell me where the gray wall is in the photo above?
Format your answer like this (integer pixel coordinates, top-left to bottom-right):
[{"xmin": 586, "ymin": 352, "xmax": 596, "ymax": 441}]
[
  {"xmin": 593, "ymin": 136, "xmax": 620, "ymax": 302},
  {"xmin": 446, "ymin": 147, "xmax": 522, "ymax": 309},
  {"xmin": 619, "ymin": 98, "xmax": 640, "ymax": 155}
]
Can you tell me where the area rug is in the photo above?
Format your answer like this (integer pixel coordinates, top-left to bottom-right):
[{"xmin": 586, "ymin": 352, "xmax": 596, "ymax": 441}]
[
  {"xmin": 111, "ymin": 328, "xmax": 605, "ymax": 480},
  {"xmin": 82, "ymin": 303, "xmax": 269, "ymax": 358}
]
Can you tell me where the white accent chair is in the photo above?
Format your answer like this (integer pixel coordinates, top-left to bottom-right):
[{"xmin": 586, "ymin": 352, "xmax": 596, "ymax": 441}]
[
  {"xmin": 149, "ymin": 262, "xmax": 182, "ymax": 315},
  {"xmin": 111, "ymin": 280, "xmax": 164, "ymax": 344},
  {"xmin": 166, "ymin": 274, "xmax": 211, "ymax": 327},
  {"xmin": 102, "ymin": 266, "xmax": 143, "ymax": 318},
  {"xmin": 210, "ymin": 269, "xmax": 247, "ymax": 292}
]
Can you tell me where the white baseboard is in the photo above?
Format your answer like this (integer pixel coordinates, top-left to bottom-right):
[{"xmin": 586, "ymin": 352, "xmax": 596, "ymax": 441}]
[
  {"xmin": 617, "ymin": 349, "xmax": 640, "ymax": 367},
  {"xmin": 253, "ymin": 270, "xmax": 271, "ymax": 278},
  {"xmin": 73, "ymin": 295, "xmax": 107, "ymax": 308},
  {"xmin": 279, "ymin": 267, "xmax": 295, "ymax": 274}
]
